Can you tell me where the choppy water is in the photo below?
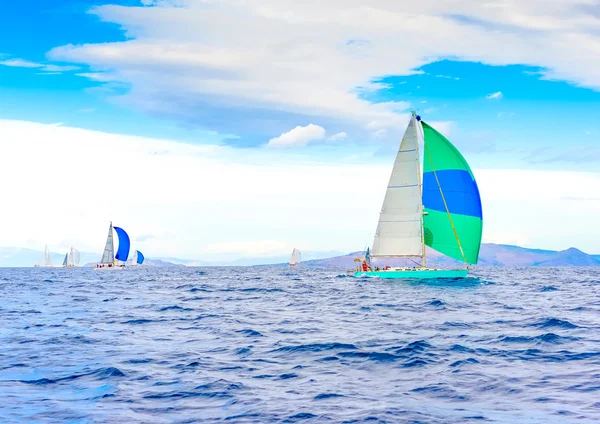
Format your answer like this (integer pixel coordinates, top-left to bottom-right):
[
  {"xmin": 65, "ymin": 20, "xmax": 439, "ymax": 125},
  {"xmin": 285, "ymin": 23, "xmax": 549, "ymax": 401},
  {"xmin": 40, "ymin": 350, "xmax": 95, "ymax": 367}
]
[{"xmin": 1, "ymin": 267, "xmax": 600, "ymax": 423}]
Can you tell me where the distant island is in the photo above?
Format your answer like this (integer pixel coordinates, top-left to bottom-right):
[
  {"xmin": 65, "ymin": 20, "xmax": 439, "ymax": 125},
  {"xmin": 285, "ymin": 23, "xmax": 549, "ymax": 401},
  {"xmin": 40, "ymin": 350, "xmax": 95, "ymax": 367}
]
[{"xmin": 1, "ymin": 244, "xmax": 599, "ymax": 268}]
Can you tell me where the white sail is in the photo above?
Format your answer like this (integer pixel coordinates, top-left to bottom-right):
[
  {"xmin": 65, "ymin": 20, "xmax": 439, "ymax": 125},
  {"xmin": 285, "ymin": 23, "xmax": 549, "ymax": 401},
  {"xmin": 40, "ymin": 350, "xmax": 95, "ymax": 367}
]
[
  {"xmin": 45, "ymin": 245, "xmax": 54, "ymax": 267},
  {"xmin": 130, "ymin": 250, "xmax": 138, "ymax": 266},
  {"xmin": 38, "ymin": 247, "xmax": 46, "ymax": 266},
  {"xmin": 100, "ymin": 222, "xmax": 115, "ymax": 264},
  {"xmin": 290, "ymin": 248, "xmax": 301, "ymax": 266},
  {"xmin": 71, "ymin": 248, "xmax": 80, "ymax": 266},
  {"xmin": 371, "ymin": 115, "xmax": 424, "ymax": 257}
]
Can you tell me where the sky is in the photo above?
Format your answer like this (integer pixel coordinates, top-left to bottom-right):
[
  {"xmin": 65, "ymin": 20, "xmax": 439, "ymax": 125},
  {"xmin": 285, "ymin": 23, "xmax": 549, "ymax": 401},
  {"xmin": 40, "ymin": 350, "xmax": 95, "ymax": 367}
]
[{"xmin": 1, "ymin": 0, "xmax": 600, "ymax": 262}]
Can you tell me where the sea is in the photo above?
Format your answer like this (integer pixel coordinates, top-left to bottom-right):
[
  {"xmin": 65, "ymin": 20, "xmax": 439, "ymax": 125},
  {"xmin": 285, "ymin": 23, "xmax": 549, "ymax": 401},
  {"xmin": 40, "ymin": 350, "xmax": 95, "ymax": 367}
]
[{"xmin": 1, "ymin": 266, "xmax": 599, "ymax": 423}]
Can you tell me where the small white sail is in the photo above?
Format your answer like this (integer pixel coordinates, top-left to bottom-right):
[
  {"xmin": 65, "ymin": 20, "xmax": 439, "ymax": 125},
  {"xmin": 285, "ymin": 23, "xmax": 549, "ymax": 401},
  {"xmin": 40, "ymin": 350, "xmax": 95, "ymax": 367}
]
[
  {"xmin": 37, "ymin": 247, "xmax": 46, "ymax": 267},
  {"xmin": 129, "ymin": 250, "xmax": 138, "ymax": 266},
  {"xmin": 45, "ymin": 245, "xmax": 54, "ymax": 267},
  {"xmin": 100, "ymin": 222, "xmax": 115, "ymax": 264},
  {"xmin": 71, "ymin": 248, "xmax": 80, "ymax": 266},
  {"xmin": 371, "ymin": 115, "xmax": 424, "ymax": 258},
  {"xmin": 290, "ymin": 248, "xmax": 301, "ymax": 266}
]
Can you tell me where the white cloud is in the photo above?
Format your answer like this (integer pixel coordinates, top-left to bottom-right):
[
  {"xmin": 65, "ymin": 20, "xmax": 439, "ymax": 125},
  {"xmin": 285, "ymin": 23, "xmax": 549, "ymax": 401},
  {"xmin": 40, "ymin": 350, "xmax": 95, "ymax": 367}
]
[
  {"xmin": 2, "ymin": 120, "xmax": 600, "ymax": 259},
  {"xmin": 0, "ymin": 120, "xmax": 385, "ymax": 259},
  {"xmin": 0, "ymin": 58, "xmax": 78, "ymax": 73},
  {"xmin": 373, "ymin": 129, "xmax": 387, "ymax": 139},
  {"xmin": 42, "ymin": 64, "xmax": 80, "ymax": 72},
  {"xmin": 267, "ymin": 123, "xmax": 326, "ymax": 148},
  {"xmin": 486, "ymin": 91, "xmax": 504, "ymax": 100},
  {"xmin": 76, "ymin": 72, "xmax": 117, "ymax": 82},
  {"xmin": 0, "ymin": 58, "xmax": 40, "ymax": 68},
  {"xmin": 44, "ymin": 0, "xmax": 600, "ymax": 142},
  {"xmin": 328, "ymin": 132, "xmax": 348, "ymax": 141}
]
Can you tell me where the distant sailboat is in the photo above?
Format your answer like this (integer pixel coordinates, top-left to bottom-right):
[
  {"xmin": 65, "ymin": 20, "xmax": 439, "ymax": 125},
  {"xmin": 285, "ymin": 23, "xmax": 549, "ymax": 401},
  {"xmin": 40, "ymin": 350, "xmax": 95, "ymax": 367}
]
[
  {"xmin": 62, "ymin": 247, "xmax": 80, "ymax": 268},
  {"xmin": 290, "ymin": 248, "xmax": 301, "ymax": 266},
  {"xmin": 34, "ymin": 244, "xmax": 54, "ymax": 268},
  {"xmin": 355, "ymin": 112, "xmax": 483, "ymax": 279},
  {"xmin": 129, "ymin": 250, "xmax": 145, "ymax": 266},
  {"xmin": 95, "ymin": 222, "xmax": 130, "ymax": 270}
]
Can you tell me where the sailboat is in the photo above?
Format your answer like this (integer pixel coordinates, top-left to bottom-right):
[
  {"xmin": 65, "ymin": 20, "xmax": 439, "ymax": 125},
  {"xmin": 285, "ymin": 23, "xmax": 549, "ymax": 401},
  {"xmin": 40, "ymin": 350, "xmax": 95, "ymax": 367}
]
[
  {"xmin": 62, "ymin": 247, "xmax": 80, "ymax": 268},
  {"xmin": 34, "ymin": 244, "xmax": 54, "ymax": 268},
  {"xmin": 290, "ymin": 248, "xmax": 301, "ymax": 266},
  {"xmin": 94, "ymin": 222, "xmax": 131, "ymax": 270},
  {"xmin": 355, "ymin": 112, "xmax": 482, "ymax": 279},
  {"xmin": 129, "ymin": 250, "xmax": 145, "ymax": 266}
]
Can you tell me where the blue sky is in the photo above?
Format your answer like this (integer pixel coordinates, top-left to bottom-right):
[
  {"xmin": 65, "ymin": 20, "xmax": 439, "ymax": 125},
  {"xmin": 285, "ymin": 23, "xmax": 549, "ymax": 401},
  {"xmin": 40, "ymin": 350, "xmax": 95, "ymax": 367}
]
[
  {"xmin": 1, "ymin": 0, "xmax": 600, "ymax": 259},
  {"xmin": 0, "ymin": 0, "xmax": 223, "ymax": 143}
]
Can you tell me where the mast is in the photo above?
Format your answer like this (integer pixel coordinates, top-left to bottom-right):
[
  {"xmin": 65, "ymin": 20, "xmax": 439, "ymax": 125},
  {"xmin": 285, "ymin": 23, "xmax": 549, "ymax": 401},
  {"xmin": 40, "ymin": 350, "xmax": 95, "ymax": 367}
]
[{"xmin": 413, "ymin": 112, "xmax": 426, "ymax": 268}]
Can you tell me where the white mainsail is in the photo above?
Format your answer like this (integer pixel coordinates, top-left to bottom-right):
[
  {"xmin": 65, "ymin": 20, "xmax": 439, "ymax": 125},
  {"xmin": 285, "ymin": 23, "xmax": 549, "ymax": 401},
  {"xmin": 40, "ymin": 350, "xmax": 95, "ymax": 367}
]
[
  {"xmin": 100, "ymin": 222, "xmax": 115, "ymax": 264},
  {"xmin": 71, "ymin": 248, "xmax": 80, "ymax": 266},
  {"xmin": 129, "ymin": 250, "xmax": 138, "ymax": 266},
  {"xmin": 38, "ymin": 247, "xmax": 46, "ymax": 267},
  {"xmin": 371, "ymin": 114, "xmax": 424, "ymax": 258},
  {"xmin": 44, "ymin": 245, "xmax": 53, "ymax": 267},
  {"xmin": 290, "ymin": 248, "xmax": 301, "ymax": 266}
]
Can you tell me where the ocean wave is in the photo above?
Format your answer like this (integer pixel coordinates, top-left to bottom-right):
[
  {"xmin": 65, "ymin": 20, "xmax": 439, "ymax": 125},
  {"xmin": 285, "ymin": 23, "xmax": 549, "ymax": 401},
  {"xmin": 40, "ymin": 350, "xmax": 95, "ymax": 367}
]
[
  {"xmin": 2, "ymin": 266, "xmax": 600, "ymax": 423},
  {"xmin": 529, "ymin": 318, "xmax": 579, "ymax": 329}
]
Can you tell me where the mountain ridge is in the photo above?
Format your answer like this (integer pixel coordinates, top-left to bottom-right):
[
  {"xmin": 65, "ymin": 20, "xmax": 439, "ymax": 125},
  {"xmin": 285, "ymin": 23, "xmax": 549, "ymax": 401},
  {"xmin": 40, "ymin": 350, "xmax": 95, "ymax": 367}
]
[
  {"xmin": 299, "ymin": 244, "xmax": 600, "ymax": 269},
  {"xmin": 1, "ymin": 244, "xmax": 599, "ymax": 268}
]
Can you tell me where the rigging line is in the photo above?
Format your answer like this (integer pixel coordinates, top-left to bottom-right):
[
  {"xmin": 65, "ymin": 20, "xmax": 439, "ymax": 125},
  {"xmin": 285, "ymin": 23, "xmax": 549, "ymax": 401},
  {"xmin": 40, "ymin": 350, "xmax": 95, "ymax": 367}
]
[
  {"xmin": 407, "ymin": 257, "xmax": 422, "ymax": 267},
  {"xmin": 423, "ymin": 140, "xmax": 468, "ymax": 268}
]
